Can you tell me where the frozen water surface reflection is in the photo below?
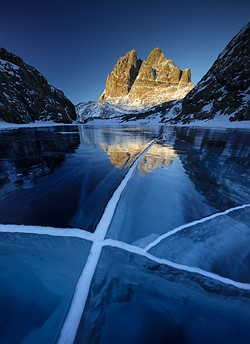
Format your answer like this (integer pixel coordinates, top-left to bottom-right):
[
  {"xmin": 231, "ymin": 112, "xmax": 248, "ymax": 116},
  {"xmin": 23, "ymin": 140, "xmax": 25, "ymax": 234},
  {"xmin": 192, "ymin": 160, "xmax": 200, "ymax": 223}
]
[
  {"xmin": 75, "ymin": 246, "xmax": 250, "ymax": 344},
  {"xmin": 0, "ymin": 125, "xmax": 249, "ymax": 343},
  {"xmin": 107, "ymin": 127, "xmax": 250, "ymax": 245},
  {"xmin": 0, "ymin": 232, "xmax": 91, "ymax": 344},
  {"xmin": 0, "ymin": 126, "xmax": 155, "ymax": 230}
]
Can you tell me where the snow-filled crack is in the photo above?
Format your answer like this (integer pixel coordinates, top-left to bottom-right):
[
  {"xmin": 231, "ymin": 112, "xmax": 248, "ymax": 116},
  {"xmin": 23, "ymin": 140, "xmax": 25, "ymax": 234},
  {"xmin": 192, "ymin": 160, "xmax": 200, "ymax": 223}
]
[{"xmin": 57, "ymin": 139, "xmax": 156, "ymax": 344}]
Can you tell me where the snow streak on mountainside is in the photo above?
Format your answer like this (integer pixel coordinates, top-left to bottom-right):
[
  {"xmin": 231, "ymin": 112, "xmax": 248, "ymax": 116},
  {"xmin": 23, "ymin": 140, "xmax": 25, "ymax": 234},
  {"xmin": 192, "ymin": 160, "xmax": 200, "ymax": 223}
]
[{"xmin": 0, "ymin": 48, "xmax": 76, "ymax": 124}]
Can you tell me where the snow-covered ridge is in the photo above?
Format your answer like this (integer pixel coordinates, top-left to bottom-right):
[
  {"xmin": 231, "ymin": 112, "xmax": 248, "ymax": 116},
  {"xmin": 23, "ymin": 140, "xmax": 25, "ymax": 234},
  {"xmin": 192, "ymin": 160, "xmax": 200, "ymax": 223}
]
[{"xmin": 76, "ymin": 100, "xmax": 153, "ymax": 123}]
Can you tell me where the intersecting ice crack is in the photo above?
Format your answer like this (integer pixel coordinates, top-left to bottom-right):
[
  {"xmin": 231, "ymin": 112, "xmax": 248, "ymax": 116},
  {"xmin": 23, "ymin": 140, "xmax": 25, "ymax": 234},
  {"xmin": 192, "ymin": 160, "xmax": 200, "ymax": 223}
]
[
  {"xmin": 57, "ymin": 137, "xmax": 250, "ymax": 344},
  {"xmin": 58, "ymin": 139, "xmax": 157, "ymax": 344},
  {"xmin": 0, "ymin": 137, "xmax": 249, "ymax": 344}
]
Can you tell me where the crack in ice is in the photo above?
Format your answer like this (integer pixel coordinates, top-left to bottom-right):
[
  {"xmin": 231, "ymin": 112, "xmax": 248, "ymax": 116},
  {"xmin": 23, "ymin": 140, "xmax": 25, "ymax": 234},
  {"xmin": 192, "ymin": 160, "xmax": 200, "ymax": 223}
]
[
  {"xmin": 0, "ymin": 224, "xmax": 94, "ymax": 241},
  {"xmin": 1, "ymin": 138, "xmax": 249, "ymax": 344},
  {"xmin": 58, "ymin": 241, "xmax": 102, "ymax": 344},
  {"xmin": 57, "ymin": 139, "xmax": 156, "ymax": 344},
  {"xmin": 144, "ymin": 203, "xmax": 250, "ymax": 252}
]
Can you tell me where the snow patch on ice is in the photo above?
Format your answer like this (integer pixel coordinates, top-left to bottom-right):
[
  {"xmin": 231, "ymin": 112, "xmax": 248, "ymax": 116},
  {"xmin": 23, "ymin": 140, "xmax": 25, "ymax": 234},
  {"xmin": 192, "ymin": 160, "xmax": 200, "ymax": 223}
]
[{"xmin": 0, "ymin": 121, "xmax": 77, "ymax": 130}]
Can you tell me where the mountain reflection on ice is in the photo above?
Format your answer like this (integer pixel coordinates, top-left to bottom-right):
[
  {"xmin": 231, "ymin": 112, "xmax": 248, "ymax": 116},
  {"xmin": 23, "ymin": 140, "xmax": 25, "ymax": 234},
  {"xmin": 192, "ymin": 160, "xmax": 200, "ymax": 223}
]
[
  {"xmin": 0, "ymin": 125, "xmax": 249, "ymax": 232},
  {"xmin": 0, "ymin": 125, "xmax": 250, "ymax": 344},
  {"xmin": 108, "ymin": 126, "xmax": 250, "ymax": 245},
  {"xmin": 0, "ymin": 126, "xmax": 158, "ymax": 230},
  {"xmin": 102, "ymin": 141, "xmax": 176, "ymax": 175}
]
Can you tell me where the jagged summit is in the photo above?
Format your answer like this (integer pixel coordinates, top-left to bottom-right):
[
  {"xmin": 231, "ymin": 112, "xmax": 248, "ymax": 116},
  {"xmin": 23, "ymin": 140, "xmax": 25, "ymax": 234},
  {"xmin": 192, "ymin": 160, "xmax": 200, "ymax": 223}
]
[
  {"xmin": 99, "ymin": 49, "xmax": 142, "ymax": 101},
  {"xmin": 99, "ymin": 47, "xmax": 194, "ymax": 107}
]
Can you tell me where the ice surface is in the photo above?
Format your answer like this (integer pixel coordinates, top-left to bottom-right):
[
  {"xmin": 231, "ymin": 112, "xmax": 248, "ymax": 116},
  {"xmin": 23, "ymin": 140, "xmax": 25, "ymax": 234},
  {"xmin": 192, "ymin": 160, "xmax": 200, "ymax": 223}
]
[
  {"xmin": 148, "ymin": 208, "xmax": 250, "ymax": 283},
  {"xmin": 75, "ymin": 246, "xmax": 250, "ymax": 344},
  {"xmin": 145, "ymin": 203, "xmax": 250, "ymax": 251},
  {"xmin": 0, "ymin": 125, "xmax": 249, "ymax": 343},
  {"xmin": 107, "ymin": 127, "xmax": 250, "ymax": 244},
  {"xmin": 107, "ymin": 144, "xmax": 215, "ymax": 244},
  {"xmin": 0, "ymin": 126, "xmax": 156, "ymax": 231},
  {"xmin": 0, "ymin": 232, "xmax": 91, "ymax": 344},
  {"xmin": 58, "ymin": 241, "xmax": 103, "ymax": 344}
]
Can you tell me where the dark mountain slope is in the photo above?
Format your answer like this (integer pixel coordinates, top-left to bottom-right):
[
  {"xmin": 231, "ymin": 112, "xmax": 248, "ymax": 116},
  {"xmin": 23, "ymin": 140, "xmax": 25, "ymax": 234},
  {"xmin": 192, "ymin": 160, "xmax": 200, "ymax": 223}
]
[{"xmin": 0, "ymin": 48, "xmax": 76, "ymax": 124}]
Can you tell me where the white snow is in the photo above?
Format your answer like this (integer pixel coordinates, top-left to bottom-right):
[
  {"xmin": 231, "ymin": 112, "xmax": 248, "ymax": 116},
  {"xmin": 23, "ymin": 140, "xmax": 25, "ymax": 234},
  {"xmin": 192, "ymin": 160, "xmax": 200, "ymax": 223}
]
[
  {"xmin": 0, "ymin": 224, "xmax": 94, "ymax": 241},
  {"xmin": 201, "ymin": 102, "xmax": 213, "ymax": 112},
  {"xmin": 0, "ymin": 113, "xmax": 249, "ymax": 130},
  {"xmin": 83, "ymin": 115, "xmax": 250, "ymax": 129},
  {"xmin": 0, "ymin": 59, "xmax": 20, "ymax": 71},
  {"xmin": 176, "ymin": 115, "xmax": 250, "ymax": 129},
  {"xmin": 0, "ymin": 121, "xmax": 76, "ymax": 130}
]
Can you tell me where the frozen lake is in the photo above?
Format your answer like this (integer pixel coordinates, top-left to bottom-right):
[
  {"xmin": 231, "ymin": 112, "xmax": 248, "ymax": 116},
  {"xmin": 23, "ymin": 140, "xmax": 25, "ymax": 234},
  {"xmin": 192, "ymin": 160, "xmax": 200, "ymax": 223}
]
[
  {"xmin": 0, "ymin": 126, "xmax": 155, "ymax": 230},
  {"xmin": 0, "ymin": 125, "xmax": 249, "ymax": 343}
]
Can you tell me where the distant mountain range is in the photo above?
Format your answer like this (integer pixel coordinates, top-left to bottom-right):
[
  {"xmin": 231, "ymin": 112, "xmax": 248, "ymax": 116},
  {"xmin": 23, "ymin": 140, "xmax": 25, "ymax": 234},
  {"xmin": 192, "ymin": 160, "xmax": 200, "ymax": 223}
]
[
  {"xmin": 0, "ymin": 48, "xmax": 76, "ymax": 124},
  {"xmin": 78, "ymin": 22, "xmax": 250, "ymax": 124}
]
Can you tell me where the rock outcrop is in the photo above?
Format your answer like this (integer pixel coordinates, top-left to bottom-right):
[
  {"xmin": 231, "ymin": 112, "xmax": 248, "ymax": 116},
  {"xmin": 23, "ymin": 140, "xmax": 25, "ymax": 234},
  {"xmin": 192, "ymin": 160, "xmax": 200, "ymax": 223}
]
[
  {"xmin": 172, "ymin": 22, "xmax": 250, "ymax": 123},
  {"xmin": 0, "ymin": 48, "xmax": 76, "ymax": 124},
  {"xmin": 99, "ymin": 50, "xmax": 142, "ymax": 100},
  {"xmin": 99, "ymin": 48, "xmax": 194, "ymax": 107}
]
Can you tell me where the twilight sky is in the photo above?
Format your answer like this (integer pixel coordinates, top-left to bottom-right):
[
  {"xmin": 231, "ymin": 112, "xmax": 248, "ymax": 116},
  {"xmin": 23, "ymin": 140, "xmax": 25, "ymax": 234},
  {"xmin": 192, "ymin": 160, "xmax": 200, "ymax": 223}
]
[{"xmin": 1, "ymin": 0, "xmax": 249, "ymax": 104}]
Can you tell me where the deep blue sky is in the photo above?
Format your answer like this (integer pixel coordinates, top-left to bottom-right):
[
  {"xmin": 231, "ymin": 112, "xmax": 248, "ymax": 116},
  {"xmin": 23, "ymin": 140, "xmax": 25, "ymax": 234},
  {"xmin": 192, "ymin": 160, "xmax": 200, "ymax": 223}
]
[{"xmin": 1, "ymin": 0, "xmax": 249, "ymax": 104}]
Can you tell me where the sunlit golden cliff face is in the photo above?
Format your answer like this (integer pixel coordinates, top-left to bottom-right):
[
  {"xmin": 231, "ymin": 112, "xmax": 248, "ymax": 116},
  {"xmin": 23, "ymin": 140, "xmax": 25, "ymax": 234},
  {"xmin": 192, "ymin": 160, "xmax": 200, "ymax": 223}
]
[
  {"xmin": 99, "ymin": 48, "xmax": 194, "ymax": 107},
  {"xmin": 102, "ymin": 142, "xmax": 177, "ymax": 175}
]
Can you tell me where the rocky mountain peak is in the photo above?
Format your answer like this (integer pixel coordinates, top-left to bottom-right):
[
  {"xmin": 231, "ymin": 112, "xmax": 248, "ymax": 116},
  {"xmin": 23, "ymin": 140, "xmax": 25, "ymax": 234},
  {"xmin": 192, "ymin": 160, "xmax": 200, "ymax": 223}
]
[
  {"xmin": 0, "ymin": 48, "xmax": 25, "ymax": 69},
  {"xmin": 146, "ymin": 47, "xmax": 167, "ymax": 66},
  {"xmin": 99, "ymin": 49, "xmax": 142, "ymax": 101},
  {"xmin": 99, "ymin": 47, "xmax": 194, "ymax": 107}
]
